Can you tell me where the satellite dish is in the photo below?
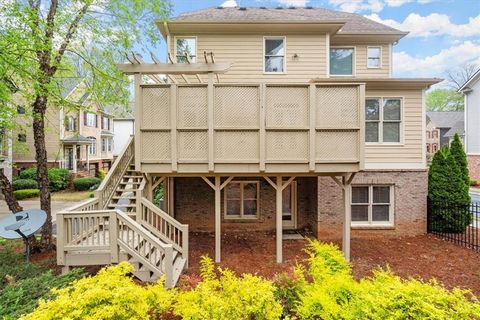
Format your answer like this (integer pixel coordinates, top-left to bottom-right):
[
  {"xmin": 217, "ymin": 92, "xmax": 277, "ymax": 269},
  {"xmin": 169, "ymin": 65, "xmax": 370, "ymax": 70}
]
[{"xmin": 0, "ymin": 209, "xmax": 47, "ymax": 262}]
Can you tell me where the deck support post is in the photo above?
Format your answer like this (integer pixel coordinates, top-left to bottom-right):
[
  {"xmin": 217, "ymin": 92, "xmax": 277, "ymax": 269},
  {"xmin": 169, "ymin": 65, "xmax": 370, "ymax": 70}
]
[{"xmin": 331, "ymin": 173, "xmax": 356, "ymax": 262}]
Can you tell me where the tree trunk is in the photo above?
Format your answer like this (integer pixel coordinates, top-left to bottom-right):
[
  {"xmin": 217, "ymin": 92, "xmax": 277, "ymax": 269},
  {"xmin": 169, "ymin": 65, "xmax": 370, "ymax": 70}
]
[
  {"xmin": 32, "ymin": 96, "xmax": 54, "ymax": 250},
  {"xmin": 0, "ymin": 168, "xmax": 22, "ymax": 213}
]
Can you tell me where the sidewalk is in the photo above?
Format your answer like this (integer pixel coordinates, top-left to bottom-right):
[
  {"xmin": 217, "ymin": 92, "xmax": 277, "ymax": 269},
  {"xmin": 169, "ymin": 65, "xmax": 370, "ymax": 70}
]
[{"xmin": 0, "ymin": 200, "xmax": 81, "ymax": 222}]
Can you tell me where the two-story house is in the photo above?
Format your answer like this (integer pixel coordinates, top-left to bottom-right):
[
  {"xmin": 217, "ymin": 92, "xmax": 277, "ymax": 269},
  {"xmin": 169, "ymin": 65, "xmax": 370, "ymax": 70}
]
[
  {"xmin": 425, "ymin": 111, "xmax": 464, "ymax": 161},
  {"xmin": 13, "ymin": 80, "xmax": 115, "ymax": 176},
  {"xmin": 0, "ymin": 129, "xmax": 12, "ymax": 182},
  {"xmin": 56, "ymin": 7, "xmax": 440, "ymax": 287}
]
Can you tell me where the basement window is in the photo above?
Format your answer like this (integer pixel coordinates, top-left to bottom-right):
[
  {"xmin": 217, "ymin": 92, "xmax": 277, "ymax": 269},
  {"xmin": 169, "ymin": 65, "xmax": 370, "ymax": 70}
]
[
  {"xmin": 224, "ymin": 181, "xmax": 259, "ymax": 219},
  {"xmin": 175, "ymin": 37, "xmax": 197, "ymax": 63},
  {"xmin": 351, "ymin": 185, "xmax": 394, "ymax": 226}
]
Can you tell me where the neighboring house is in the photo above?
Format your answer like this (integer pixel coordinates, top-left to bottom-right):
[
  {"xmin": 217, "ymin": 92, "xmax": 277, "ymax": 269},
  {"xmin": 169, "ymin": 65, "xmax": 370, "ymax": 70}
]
[
  {"xmin": 113, "ymin": 116, "xmax": 134, "ymax": 157},
  {"xmin": 0, "ymin": 129, "xmax": 13, "ymax": 182},
  {"xmin": 57, "ymin": 6, "xmax": 440, "ymax": 286},
  {"xmin": 425, "ymin": 111, "xmax": 464, "ymax": 160},
  {"xmin": 13, "ymin": 80, "xmax": 115, "ymax": 176},
  {"xmin": 460, "ymin": 68, "xmax": 480, "ymax": 180}
]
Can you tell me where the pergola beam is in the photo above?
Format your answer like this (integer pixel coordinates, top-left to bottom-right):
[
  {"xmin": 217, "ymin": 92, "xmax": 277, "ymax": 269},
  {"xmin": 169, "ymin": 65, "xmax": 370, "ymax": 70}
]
[{"xmin": 117, "ymin": 62, "xmax": 233, "ymax": 75}]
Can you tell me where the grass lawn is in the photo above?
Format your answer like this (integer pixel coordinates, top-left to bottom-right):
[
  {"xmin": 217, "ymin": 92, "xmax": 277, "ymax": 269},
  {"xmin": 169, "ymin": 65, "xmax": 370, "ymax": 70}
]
[{"xmin": 50, "ymin": 190, "xmax": 93, "ymax": 201}]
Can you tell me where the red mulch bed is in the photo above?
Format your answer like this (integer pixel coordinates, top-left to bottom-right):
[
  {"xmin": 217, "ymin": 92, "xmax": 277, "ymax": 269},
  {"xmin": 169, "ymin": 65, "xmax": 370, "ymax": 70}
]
[{"xmin": 183, "ymin": 231, "xmax": 480, "ymax": 295}]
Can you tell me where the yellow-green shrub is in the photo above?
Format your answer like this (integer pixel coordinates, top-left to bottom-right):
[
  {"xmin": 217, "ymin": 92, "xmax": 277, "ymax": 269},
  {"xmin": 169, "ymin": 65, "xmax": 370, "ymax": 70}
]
[
  {"xmin": 174, "ymin": 256, "xmax": 282, "ymax": 320},
  {"xmin": 21, "ymin": 262, "xmax": 174, "ymax": 320}
]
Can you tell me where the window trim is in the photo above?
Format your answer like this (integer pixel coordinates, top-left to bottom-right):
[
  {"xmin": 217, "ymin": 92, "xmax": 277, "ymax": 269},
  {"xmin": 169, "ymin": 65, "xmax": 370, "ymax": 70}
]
[
  {"xmin": 66, "ymin": 116, "xmax": 75, "ymax": 131},
  {"xmin": 223, "ymin": 180, "xmax": 260, "ymax": 219},
  {"xmin": 85, "ymin": 112, "xmax": 97, "ymax": 127},
  {"xmin": 351, "ymin": 184, "xmax": 394, "ymax": 227},
  {"xmin": 365, "ymin": 96, "xmax": 404, "ymax": 145},
  {"xmin": 329, "ymin": 46, "xmax": 356, "ymax": 77},
  {"xmin": 367, "ymin": 46, "xmax": 382, "ymax": 69},
  {"xmin": 87, "ymin": 136, "xmax": 97, "ymax": 155},
  {"xmin": 174, "ymin": 36, "xmax": 197, "ymax": 63},
  {"xmin": 263, "ymin": 36, "xmax": 287, "ymax": 74}
]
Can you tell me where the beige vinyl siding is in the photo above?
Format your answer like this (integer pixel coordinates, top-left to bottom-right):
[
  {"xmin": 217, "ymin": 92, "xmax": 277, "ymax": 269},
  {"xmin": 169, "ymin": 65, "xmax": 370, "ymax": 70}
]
[
  {"xmin": 364, "ymin": 89, "xmax": 423, "ymax": 168},
  {"xmin": 354, "ymin": 45, "xmax": 390, "ymax": 78},
  {"xmin": 171, "ymin": 34, "xmax": 328, "ymax": 83}
]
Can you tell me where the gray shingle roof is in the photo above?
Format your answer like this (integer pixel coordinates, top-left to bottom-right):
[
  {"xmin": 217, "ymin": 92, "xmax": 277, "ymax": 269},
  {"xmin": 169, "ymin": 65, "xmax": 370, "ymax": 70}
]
[
  {"xmin": 426, "ymin": 112, "xmax": 464, "ymax": 129},
  {"xmin": 173, "ymin": 7, "xmax": 404, "ymax": 34},
  {"xmin": 444, "ymin": 120, "xmax": 465, "ymax": 137}
]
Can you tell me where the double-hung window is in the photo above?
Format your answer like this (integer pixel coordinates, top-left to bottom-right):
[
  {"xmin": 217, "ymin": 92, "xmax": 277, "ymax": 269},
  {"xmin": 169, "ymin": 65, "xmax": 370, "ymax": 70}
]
[
  {"xmin": 85, "ymin": 113, "xmax": 97, "ymax": 127},
  {"xmin": 175, "ymin": 37, "xmax": 196, "ymax": 63},
  {"xmin": 365, "ymin": 98, "xmax": 402, "ymax": 143},
  {"xmin": 330, "ymin": 47, "xmax": 354, "ymax": 76},
  {"xmin": 88, "ymin": 137, "xmax": 96, "ymax": 155},
  {"xmin": 264, "ymin": 37, "xmax": 285, "ymax": 73},
  {"xmin": 66, "ymin": 116, "xmax": 75, "ymax": 131},
  {"xmin": 224, "ymin": 181, "xmax": 259, "ymax": 219},
  {"xmin": 351, "ymin": 185, "xmax": 394, "ymax": 226},
  {"xmin": 102, "ymin": 116, "xmax": 110, "ymax": 130},
  {"xmin": 367, "ymin": 47, "xmax": 381, "ymax": 68}
]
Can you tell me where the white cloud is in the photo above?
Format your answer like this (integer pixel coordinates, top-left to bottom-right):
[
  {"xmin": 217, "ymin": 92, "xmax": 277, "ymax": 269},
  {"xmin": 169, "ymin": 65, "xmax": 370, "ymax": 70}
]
[
  {"xmin": 393, "ymin": 41, "xmax": 480, "ymax": 78},
  {"xmin": 366, "ymin": 13, "xmax": 480, "ymax": 37},
  {"xmin": 220, "ymin": 0, "xmax": 238, "ymax": 7},
  {"xmin": 384, "ymin": 0, "xmax": 433, "ymax": 7},
  {"xmin": 274, "ymin": 0, "xmax": 309, "ymax": 6},
  {"xmin": 327, "ymin": 0, "xmax": 384, "ymax": 13}
]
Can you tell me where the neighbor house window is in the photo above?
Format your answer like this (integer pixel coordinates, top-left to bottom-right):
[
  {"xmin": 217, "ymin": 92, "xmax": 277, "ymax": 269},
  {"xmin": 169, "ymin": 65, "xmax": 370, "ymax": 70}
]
[
  {"xmin": 102, "ymin": 116, "xmax": 110, "ymax": 130},
  {"xmin": 365, "ymin": 98, "xmax": 402, "ymax": 143},
  {"xmin": 175, "ymin": 37, "xmax": 196, "ymax": 63},
  {"xmin": 85, "ymin": 112, "xmax": 97, "ymax": 127},
  {"xmin": 18, "ymin": 133, "xmax": 26, "ymax": 142},
  {"xmin": 426, "ymin": 144, "xmax": 431, "ymax": 153},
  {"xmin": 426, "ymin": 131, "xmax": 430, "ymax": 139},
  {"xmin": 351, "ymin": 185, "xmax": 394, "ymax": 226},
  {"xmin": 432, "ymin": 143, "xmax": 438, "ymax": 153},
  {"xmin": 88, "ymin": 136, "xmax": 96, "ymax": 155},
  {"xmin": 102, "ymin": 138, "xmax": 112, "ymax": 152},
  {"xmin": 432, "ymin": 130, "xmax": 438, "ymax": 139},
  {"xmin": 264, "ymin": 37, "xmax": 285, "ymax": 73},
  {"xmin": 17, "ymin": 106, "xmax": 25, "ymax": 114},
  {"xmin": 224, "ymin": 181, "xmax": 259, "ymax": 219},
  {"xmin": 66, "ymin": 116, "xmax": 75, "ymax": 131},
  {"xmin": 108, "ymin": 138, "xmax": 112, "ymax": 152},
  {"xmin": 330, "ymin": 47, "xmax": 354, "ymax": 75},
  {"xmin": 367, "ymin": 47, "xmax": 381, "ymax": 68},
  {"xmin": 101, "ymin": 138, "xmax": 106, "ymax": 152}
]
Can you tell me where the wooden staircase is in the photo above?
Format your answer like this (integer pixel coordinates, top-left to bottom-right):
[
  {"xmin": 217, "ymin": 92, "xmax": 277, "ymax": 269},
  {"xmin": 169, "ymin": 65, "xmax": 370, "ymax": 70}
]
[{"xmin": 56, "ymin": 136, "xmax": 189, "ymax": 287}]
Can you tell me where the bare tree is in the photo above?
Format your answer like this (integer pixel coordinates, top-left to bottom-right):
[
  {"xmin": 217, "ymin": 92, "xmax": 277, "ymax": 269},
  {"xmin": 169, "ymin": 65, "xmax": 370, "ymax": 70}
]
[{"xmin": 446, "ymin": 63, "xmax": 479, "ymax": 91}]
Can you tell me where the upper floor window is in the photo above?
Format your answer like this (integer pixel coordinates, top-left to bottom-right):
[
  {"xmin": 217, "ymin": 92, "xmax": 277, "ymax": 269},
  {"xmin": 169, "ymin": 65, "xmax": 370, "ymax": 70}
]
[
  {"xmin": 18, "ymin": 133, "xmax": 26, "ymax": 143},
  {"xmin": 365, "ymin": 98, "xmax": 402, "ymax": 143},
  {"xmin": 330, "ymin": 47, "xmax": 354, "ymax": 76},
  {"xmin": 264, "ymin": 37, "xmax": 285, "ymax": 73},
  {"xmin": 175, "ymin": 37, "xmax": 196, "ymax": 63},
  {"xmin": 87, "ymin": 136, "xmax": 96, "ymax": 155},
  {"xmin": 66, "ymin": 116, "xmax": 75, "ymax": 131},
  {"xmin": 432, "ymin": 130, "xmax": 438, "ymax": 139},
  {"xmin": 85, "ymin": 112, "xmax": 97, "ymax": 127},
  {"xmin": 102, "ymin": 116, "xmax": 110, "ymax": 130},
  {"xmin": 367, "ymin": 47, "xmax": 381, "ymax": 68}
]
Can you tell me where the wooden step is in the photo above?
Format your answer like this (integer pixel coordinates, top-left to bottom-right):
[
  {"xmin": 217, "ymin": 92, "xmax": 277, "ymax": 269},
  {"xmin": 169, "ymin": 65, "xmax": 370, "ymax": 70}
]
[
  {"xmin": 108, "ymin": 203, "xmax": 136, "ymax": 208},
  {"xmin": 112, "ymin": 195, "xmax": 136, "ymax": 200},
  {"xmin": 123, "ymin": 175, "xmax": 143, "ymax": 179},
  {"xmin": 120, "ymin": 181, "xmax": 141, "ymax": 185}
]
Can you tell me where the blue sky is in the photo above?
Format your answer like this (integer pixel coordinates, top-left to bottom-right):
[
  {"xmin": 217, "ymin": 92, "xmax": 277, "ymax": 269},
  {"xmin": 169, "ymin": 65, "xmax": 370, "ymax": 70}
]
[{"xmin": 156, "ymin": 0, "xmax": 480, "ymax": 82}]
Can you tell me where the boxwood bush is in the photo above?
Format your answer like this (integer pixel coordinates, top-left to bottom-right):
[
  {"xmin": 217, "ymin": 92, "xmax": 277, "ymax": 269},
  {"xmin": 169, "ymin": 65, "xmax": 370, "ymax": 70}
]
[
  {"xmin": 13, "ymin": 189, "xmax": 40, "ymax": 200},
  {"xmin": 73, "ymin": 177, "xmax": 102, "ymax": 191},
  {"xmin": 19, "ymin": 167, "xmax": 71, "ymax": 192},
  {"xmin": 12, "ymin": 179, "xmax": 38, "ymax": 191}
]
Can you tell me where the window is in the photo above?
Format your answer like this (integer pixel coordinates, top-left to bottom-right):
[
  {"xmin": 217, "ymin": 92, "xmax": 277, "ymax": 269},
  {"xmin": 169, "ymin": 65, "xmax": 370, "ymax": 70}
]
[
  {"xmin": 432, "ymin": 130, "xmax": 438, "ymax": 139},
  {"xmin": 101, "ymin": 138, "xmax": 106, "ymax": 152},
  {"xmin": 224, "ymin": 181, "xmax": 259, "ymax": 219},
  {"xmin": 85, "ymin": 113, "xmax": 97, "ymax": 127},
  {"xmin": 351, "ymin": 185, "xmax": 393, "ymax": 226},
  {"xmin": 88, "ymin": 137, "xmax": 96, "ymax": 155},
  {"xmin": 17, "ymin": 106, "xmax": 25, "ymax": 114},
  {"xmin": 264, "ymin": 37, "xmax": 285, "ymax": 73},
  {"xmin": 102, "ymin": 116, "xmax": 110, "ymax": 130},
  {"xmin": 66, "ymin": 116, "xmax": 75, "ymax": 131},
  {"xmin": 365, "ymin": 98, "xmax": 402, "ymax": 143},
  {"xmin": 101, "ymin": 138, "xmax": 112, "ymax": 152},
  {"xmin": 330, "ymin": 48, "xmax": 354, "ymax": 75},
  {"xmin": 432, "ymin": 143, "xmax": 438, "ymax": 153},
  {"xmin": 426, "ymin": 143, "xmax": 431, "ymax": 153},
  {"xmin": 367, "ymin": 47, "xmax": 381, "ymax": 68},
  {"xmin": 18, "ymin": 133, "xmax": 26, "ymax": 142},
  {"xmin": 108, "ymin": 138, "xmax": 112, "ymax": 152},
  {"xmin": 175, "ymin": 37, "xmax": 196, "ymax": 63}
]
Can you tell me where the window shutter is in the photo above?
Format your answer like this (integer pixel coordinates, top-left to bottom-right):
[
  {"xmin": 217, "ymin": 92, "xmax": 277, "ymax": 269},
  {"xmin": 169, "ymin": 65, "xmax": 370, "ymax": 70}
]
[
  {"xmin": 84, "ymin": 112, "xmax": 87, "ymax": 126},
  {"xmin": 96, "ymin": 114, "xmax": 99, "ymax": 128}
]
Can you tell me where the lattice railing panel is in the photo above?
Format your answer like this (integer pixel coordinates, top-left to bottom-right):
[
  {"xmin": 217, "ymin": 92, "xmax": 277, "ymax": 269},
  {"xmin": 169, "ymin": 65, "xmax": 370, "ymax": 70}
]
[
  {"xmin": 316, "ymin": 130, "xmax": 359, "ymax": 161},
  {"xmin": 214, "ymin": 86, "xmax": 259, "ymax": 129},
  {"xmin": 141, "ymin": 131, "xmax": 171, "ymax": 161},
  {"xmin": 215, "ymin": 130, "xmax": 259, "ymax": 161},
  {"xmin": 316, "ymin": 86, "xmax": 359, "ymax": 129},
  {"xmin": 177, "ymin": 86, "xmax": 207, "ymax": 128},
  {"xmin": 266, "ymin": 131, "xmax": 309, "ymax": 161},
  {"xmin": 266, "ymin": 86, "xmax": 309, "ymax": 128},
  {"xmin": 177, "ymin": 130, "xmax": 208, "ymax": 161},
  {"xmin": 142, "ymin": 87, "xmax": 170, "ymax": 129}
]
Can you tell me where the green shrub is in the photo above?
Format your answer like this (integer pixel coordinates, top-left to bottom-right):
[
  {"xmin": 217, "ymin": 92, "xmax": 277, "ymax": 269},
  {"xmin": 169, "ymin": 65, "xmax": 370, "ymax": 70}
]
[
  {"xmin": 0, "ymin": 269, "xmax": 85, "ymax": 319},
  {"xmin": 0, "ymin": 247, "xmax": 44, "ymax": 290},
  {"xmin": 450, "ymin": 133, "xmax": 470, "ymax": 187},
  {"xmin": 174, "ymin": 256, "xmax": 283, "ymax": 320},
  {"xmin": 153, "ymin": 185, "xmax": 164, "ymax": 208},
  {"xmin": 22, "ymin": 262, "xmax": 174, "ymax": 320},
  {"xmin": 19, "ymin": 167, "xmax": 70, "ymax": 191},
  {"xmin": 14, "ymin": 189, "xmax": 40, "ymax": 200},
  {"xmin": 73, "ymin": 177, "xmax": 101, "ymax": 191},
  {"xmin": 98, "ymin": 169, "xmax": 106, "ymax": 180},
  {"xmin": 12, "ymin": 179, "xmax": 38, "ymax": 191}
]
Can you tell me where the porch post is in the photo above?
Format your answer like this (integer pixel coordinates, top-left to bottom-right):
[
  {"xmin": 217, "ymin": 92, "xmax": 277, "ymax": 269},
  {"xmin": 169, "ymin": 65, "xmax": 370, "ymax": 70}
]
[
  {"xmin": 342, "ymin": 178, "xmax": 352, "ymax": 262},
  {"xmin": 214, "ymin": 176, "xmax": 221, "ymax": 263},
  {"xmin": 72, "ymin": 144, "xmax": 77, "ymax": 173},
  {"xmin": 275, "ymin": 176, "xmax": 283, "ymax": 263},
  {"xmin": 86, "ymin": 145, "xmax": 89, "ymax": 173}
]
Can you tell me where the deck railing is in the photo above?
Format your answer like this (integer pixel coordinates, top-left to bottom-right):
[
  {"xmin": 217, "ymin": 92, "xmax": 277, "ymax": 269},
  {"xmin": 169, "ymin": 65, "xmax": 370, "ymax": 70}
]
[{"xmin": 97, "ymin": 136, "xmax": 134, "ymax": 208}]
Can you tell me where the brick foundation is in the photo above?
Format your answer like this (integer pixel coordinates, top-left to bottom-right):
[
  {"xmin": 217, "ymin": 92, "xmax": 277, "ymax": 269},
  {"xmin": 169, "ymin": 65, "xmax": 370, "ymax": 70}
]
[
  {"xmin": 317, "ymin": 170, "xmax": 427, "ymax": 239},
  {"xmin": 468, "ymin": 155, "xmax": 480, "ymax": 182}
]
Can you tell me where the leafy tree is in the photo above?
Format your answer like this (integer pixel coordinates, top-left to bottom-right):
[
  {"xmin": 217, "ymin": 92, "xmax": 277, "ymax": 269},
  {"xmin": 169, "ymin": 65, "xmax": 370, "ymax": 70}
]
[
  {"xmin": 0, "ymin": 0, "xmax": 172, "ymax": 248},
  {"xmin": 450, "ymin": 133, "xmax": 469, "ymax": 187},
  {"xmin": 426, "ymin": 89, "xmax": 464, "ymax": 111}
]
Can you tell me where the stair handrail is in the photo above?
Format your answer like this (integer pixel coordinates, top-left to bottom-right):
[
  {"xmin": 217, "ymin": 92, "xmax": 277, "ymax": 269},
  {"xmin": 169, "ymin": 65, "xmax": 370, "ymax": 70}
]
[
  {"xmin": 139, "ymin": 197, "xmax": 189, "ymax": 267},
  {"xmin": 97, "ymin": 136, "xmax": 135, "ymax": 208}
]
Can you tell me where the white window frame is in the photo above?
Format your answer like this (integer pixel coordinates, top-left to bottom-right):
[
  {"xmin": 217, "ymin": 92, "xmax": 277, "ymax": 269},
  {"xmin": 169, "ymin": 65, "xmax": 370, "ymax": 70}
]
[
  {"xmin": 101, "ymin": 138, "xmax": 107, "ymax": 152},
  {"xmin": 86, "ymin": 113, "xmax": 97, "ymax": 127},
  {"xmin": 88, "ymin": 136, "xmax": 97, "ymax": 155},
  {"xmin": 174, "ymin": 36, "xmax": 197, "ymax": 63},
  {"xmin": 367, "ymin": 46, "xmax": 382, "ymax": 69},
  {"xmin": 102, "ymin": 116, "xmax": 110, "ymax": 130},
  {"xmin": 224, "ymin": 181, "xmax": 260, "ymax": 219},
  {"xmin": 365, "ymin": 96, "xmax": 404, "ymax": 145},
  {"xmin": 67, "ymin": 116, "xmax": 75, "ymax": 131},
  {"xmin": 263, "ymin": 36, "xmax": 287, "ymax": 74},
  {"xmin": 329, "ymin": 46, "xmax": 356, "ymax": 77},
  {"xmin": 351, "ymin": 185, "xmax": 394, "ymax": 227},
  {"xmin": 108, "ymin": 138, "xmax": 113, "ymax": 152}
]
